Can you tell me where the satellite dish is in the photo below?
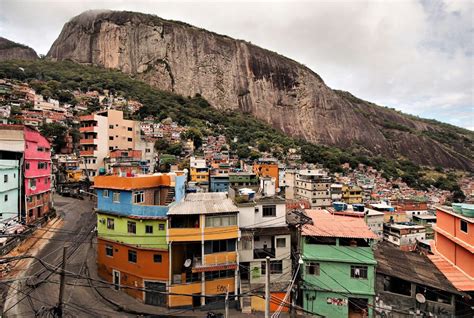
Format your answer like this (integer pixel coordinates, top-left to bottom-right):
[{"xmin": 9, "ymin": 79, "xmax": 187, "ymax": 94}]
[
  {"xmin": 184, "ymin": 259, "xmax": 192, "ymax": 268},
  {"xmin": 416, "ymin": 293, "xmax": 426, "ymax": 304}
]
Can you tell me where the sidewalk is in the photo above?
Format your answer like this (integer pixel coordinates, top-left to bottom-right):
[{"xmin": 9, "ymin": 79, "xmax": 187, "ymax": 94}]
[{"xmin": 85, "ymin": 242, "xmax": 295, "ymax": 317}]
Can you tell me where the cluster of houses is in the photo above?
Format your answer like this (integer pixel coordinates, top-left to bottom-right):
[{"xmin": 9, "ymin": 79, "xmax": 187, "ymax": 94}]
[
  {"xmin": 92, "ymin": 162, "xmax": 474, "ymax": 316},
  {"xmin": 0, "ymin": 124, "xmax": 53, "ymax": 254}
]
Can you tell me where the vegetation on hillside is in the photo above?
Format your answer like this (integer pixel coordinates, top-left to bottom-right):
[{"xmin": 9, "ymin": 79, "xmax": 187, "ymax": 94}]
[{"xmin": 0, "ymin": 59, "xmax": 468, "ymax": 191}]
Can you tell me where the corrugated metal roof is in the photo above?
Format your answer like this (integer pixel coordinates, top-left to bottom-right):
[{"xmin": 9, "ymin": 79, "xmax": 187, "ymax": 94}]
[
  {"xmin": 302, "ymin": 209, "xmax": 377, "ymax": 239},
  {"xmin": 168, "ymin": 192, "xmax": 238, "ymax": 215},
  {"xmin": 376, "ymin": 242, "xmax": 462, "ymax": 294}
]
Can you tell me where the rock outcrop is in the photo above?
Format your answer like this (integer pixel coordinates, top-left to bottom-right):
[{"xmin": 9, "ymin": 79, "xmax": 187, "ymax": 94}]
[
  {"xmin": 0, "ymin": 37, "xmax": 38, "ymax": 61},
  {"xmin": 48, "ymin": 10, "xmax": 473, "ymax": 170}
]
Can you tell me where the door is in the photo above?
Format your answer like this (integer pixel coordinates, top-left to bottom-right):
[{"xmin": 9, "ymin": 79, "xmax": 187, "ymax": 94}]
[
  {"xmin": 144, "ymin": 281, "xmax": 167, "ymax": 307},
  {"xmin": 348, "ymin": 298, "xmax": 368, "ymax": 318},
  {"xmin": 112, "ymin": 270, "xmax": 120, "ymax": 290},
  {"xmin": 192, "ymin": 293, "xmax": 201, "ymax": 307}
]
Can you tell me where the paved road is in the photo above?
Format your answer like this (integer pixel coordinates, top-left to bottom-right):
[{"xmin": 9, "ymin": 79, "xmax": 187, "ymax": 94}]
[{"xmin": 3, "ymin": 195, "xmax": 129, "ymax": 318}]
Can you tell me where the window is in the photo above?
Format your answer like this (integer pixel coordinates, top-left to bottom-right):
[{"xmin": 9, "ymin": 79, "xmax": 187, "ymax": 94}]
[
  {"xmin": 145, "ymin": 225, "xmax": 153, "ymax": 234},
  {"xmin": 113, "ymin": 192, "xmax": 120, "ymax": 203},
  {"xmin": 25, "ymin": 162, "xmax": 30, "ymax": 170},
  {"xmin": 205, "ymin": 214, "xmax": 237, "ymax": 227},
  {"xmin": 153, "ymin": 254, "xmax": 162, "ymax": 263},
  {"xmin": 105, "ymin": 245, "xmax": 113, "ymax": 257},
  {"xmin": 109, "ymin": 147, "xmax": 114, "ymax": 151},
  {"xmin": 127, "ymin": 221, "xmax": 136, "ymax": 234},
  {"xmin": 351, "ymin": 266, "xmax": 368, "ymax": 279},
  {"xmin": 305, "ymin": 262, "xmax": 320, "ymax": 275},
  {"xmin": 29, "ymin": 178, "xmax": 36, "ymax": 189},
  {"xmin": 109, "ymin": 136, "xmax": 114, "ymax": 140},
  {"xmin": 158, "ymin": 223, "xmax": 165, "ymax": 231},
  {"xmin": 106, "ymin": 218, "xmax": 114, "ymax": 230},
  {"xmin": 128, "ymin": 250, "xmax": 137, "ymax": 263},
  {"xmin": 109, "ymin": 125, "xmax": 114, "ymax": 129},
  {"xmin": 204, "ymin": 239, "xmax": 236, "ymax": 254},
  {"xmin": 242, "ymin": 238, "xmax": 252, "ymax": 250},
  {"xmin": 145, "ymin": 148, "xmax": 150, "ymax": 153},
  {"xmin": 262, "ymin": 205, "xmax": 276, "ymax": 217},
  {"xmin": 460, "ymin": 220, "xmax": 468, "ymax": 233},
  {"xmin": 204, "ymin": 269, "xmax": 234, "ymax": 281},
  {"xmin": 127, "ymin": 127, "xmax": 133, "ymax": 131},
  {"xmin": 4, "ymin": 194, "xmax": 8, "ymax": 202},
  {"xmin": 133, "ymin": 191, "xmax": 144, "ymax": 204},
  {"xmin": 103, "ymin": 190, "xmax": 109, "ymax": 198},
  {"xmin": 44, "ymin": 177, "xmax": 48, "ymax": 184},
  {"xmin": 4, "ymin": 174, "xmax": 7, "ymax": 183},
  {"xmin": 261, "ymin": 260, "xmax": 283, "ymax": 275},
  {"xmin": 276, "ymin": 238, "xmax": 286, "ymax": 248},
  {"xmin": 127, "ymin": 138, "xmax": 132, "ymax": 142}
]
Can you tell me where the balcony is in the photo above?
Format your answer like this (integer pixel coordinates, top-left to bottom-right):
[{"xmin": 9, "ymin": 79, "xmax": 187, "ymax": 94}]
[
  {"xmin": 203, "ymin": 251, "xmax": 237, "ymax": 266},
  {"xmin": 79, "ymin": 150, "xmax": 94, "ymax": 156},
  {"xmin": 79, "ymin": 114, "xmax": 95, "ymax": 121},
  {"xmin": 168, "ymin": 228, "xmax": 201, "ymax": 242},
  {"xmin": 254, "ymin": 248, "xmax": 276, "ymax": 259},
  {"xmin": 80, "ymin": 138, "xmax": 97, "ymax": 145},
  {"xmin": 79, "ymin": 126, "xmax": 97, "ymax": 133}
]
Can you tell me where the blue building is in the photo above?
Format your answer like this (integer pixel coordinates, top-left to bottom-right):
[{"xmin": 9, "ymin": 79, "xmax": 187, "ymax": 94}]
[
  {"xmin": 210, "ymin": 174, "xmax": 229, "ymax": 193},
  {"xmin": 0, "ymin": 159, "xmax": 20, "ymax": 221},
  {"xmin": 94, "ymin": 173, "xmax": 186, "ymax": 217}
]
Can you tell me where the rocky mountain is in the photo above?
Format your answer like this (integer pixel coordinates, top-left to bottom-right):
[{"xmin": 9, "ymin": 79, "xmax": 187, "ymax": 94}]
[
  {"xmin": 48, "ymin": 10, "xmax": 473, "ymax": 170},
  {"xmin": 0, "ymin": 37, "xmax": 38, "ymax": 61}
]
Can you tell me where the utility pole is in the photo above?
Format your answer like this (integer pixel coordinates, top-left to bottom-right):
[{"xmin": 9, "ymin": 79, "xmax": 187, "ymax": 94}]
[
  {"xmin": 57, "ymin": 245, "xmax": 67, "ymax": 317},
  {"xmin": 265, "ymin": 256, "xmax": 270, "ymax": 318},
  {"xmin": 224, "ymin": 284, "xmax": 229, "ymax": 318}
]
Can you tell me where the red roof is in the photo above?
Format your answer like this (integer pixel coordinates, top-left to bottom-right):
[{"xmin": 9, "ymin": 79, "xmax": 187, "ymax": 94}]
[{"xmin": 302, "ymin": 209, "xmax": 377, "ymax": 239}]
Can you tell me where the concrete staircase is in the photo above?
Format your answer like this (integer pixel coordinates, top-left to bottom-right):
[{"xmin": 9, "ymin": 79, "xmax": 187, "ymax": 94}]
[
  {"xmin": 164, "ymin": 188, "xmax": 175, "ymax": 205},
  {"xmin": 241, "ymin": 280, "xmax": 252, "ymax": 314}
]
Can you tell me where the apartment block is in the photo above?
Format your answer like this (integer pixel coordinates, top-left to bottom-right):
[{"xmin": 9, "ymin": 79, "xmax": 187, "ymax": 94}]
[{"xmin": 295, "ymin": 169, "xmax": 332, "ymax": 208}]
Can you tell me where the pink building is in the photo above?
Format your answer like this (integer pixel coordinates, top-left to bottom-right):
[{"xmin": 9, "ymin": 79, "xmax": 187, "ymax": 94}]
[{"xmin": 0, "ymin": 125, "xmax": 52, "ymax": 224}]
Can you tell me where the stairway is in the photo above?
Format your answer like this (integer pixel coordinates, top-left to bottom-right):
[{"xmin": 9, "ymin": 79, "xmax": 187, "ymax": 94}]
[
  {"xmin": 164, "ymin": 188, "xmax": 175, "ymax": 205},
  {"xmin": 241, "ymin": 279, "xmax": 252, "ymax": 314}
]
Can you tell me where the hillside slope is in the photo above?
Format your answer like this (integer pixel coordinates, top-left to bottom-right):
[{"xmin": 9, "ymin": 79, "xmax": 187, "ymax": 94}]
[
  {"xmin": 0, "ymin": 37, "xmax": 38, "ymax": 61},
  {"xmin": 47, "ymin": 10, "xmax": 472, "ymax": 170}
]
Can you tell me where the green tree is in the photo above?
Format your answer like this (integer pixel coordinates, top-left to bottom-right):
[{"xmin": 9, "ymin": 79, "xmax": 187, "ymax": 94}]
[
  {"xmin": 181, "ymin": 127, "xmax": 203, "ymax": 149},
  {"xmin": 39, "ymin": 123, "xmax": 68, "ymax": 154},
  {"xmin": 154, "ymin": 139, "xmax": 170, "ymax": 152}
]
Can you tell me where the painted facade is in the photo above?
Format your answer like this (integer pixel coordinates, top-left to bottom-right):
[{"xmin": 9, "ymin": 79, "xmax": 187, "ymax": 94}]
[
  {"xmin": 301, "ymin": 210, "xmax": 377, "ymax": 318},
  {"xmin": 209, "ymin": 174, "xmax": 229, "ymax": 193},
  {"xmin": 95, "ymin": 172, "xmax": 185, "ymax": 307},
  {"xmin": 0, "ymin": 159, "xmax": 20, "ymax": 220},
  {"xmin": 167, "ymin": 193, "xmax": 239, "ymax": 308},
  {"xmin": 429, "ymin": 206, "xmax": 474, "ymax": 292},
  {"xmin": 253, "ymin": 160, "xmax": 279, "ymax": 187},
  {"xmin": 228, "ymin": 172, "xmax": 258, "ymax": 187}
]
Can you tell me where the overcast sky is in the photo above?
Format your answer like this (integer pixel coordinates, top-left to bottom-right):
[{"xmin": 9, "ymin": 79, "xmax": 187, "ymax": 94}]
[{"xmin": 1, "ymin": 0, "xmax": 472, "ymax": 130}]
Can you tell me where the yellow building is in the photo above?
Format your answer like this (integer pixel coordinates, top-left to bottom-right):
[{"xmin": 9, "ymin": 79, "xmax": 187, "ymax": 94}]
[
  {"xmin": 167, "ymin": 193, "xmax": 239, "ymax": 308},
  {"xmin": 342, "ymin": 185, "xmax": 363, "ymax": 204}
]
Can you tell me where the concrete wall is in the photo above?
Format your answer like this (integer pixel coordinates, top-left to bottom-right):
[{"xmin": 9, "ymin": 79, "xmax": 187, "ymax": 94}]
[
  {"xmin": 375, "ymin": 274, "xmax": 454, "ymax": 318},
  {"xmin": 0, "ymin": 159, "xmax": 19, "ymax": 220},
  {"xmin": 97, "ymin": 189, "xmax": 169, "ymax": 217},
  {"xmin": 239, "ymin": 201, "xmax": 286, "ymax": 228}
]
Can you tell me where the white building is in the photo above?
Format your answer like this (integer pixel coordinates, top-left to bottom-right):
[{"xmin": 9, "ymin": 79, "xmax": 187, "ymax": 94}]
[
  {"xmin": 295, "ymin": 169, "xmax": 332, "ymax": 208},
  {"xmin": 383, "ymin": 223, "xmax": 426, "ymax": 251},
  {"xmin": 365, "ymin": 208, "xmax": 384, "ymax": 238}
]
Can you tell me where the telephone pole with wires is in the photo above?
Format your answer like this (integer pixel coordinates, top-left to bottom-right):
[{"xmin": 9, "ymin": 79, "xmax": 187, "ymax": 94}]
[{"xmin": 289, "ymin": 208, "xmax": 312, "ymax": 318}]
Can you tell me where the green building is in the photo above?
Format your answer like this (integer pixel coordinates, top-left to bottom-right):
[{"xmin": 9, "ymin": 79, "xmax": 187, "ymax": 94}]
[
  {"xmin": 228, "ymin": 172, "xmax": 258, "ymax": 187},
  {"xmin": 301, "ymin": 210, "xmax": 377, "ymax": 318}
]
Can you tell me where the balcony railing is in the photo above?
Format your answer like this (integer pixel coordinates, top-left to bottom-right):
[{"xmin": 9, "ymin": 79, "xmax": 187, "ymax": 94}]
[
  {"xmin": 80, "ymin": 138, "xmax": 97, "ymax": 144},
  {"xmin": 254, "ymin": 248, "xmax": 275, "ymax": 259},
  {"xmin": 79, "ymin": 126, "xmax": 97, "ymax": 133},
  {"xmin": 79, "ymin": 150, "xmax": 94, "ymax": 156}
]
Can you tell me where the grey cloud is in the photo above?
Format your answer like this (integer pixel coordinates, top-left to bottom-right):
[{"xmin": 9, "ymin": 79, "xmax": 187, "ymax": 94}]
[{"xmin": 0, "ymin": 0, "xmax": 472, "ymax": 129}]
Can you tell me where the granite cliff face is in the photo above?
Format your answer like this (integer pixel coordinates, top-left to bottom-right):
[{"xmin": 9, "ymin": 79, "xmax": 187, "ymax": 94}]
[
  {"xmin": 0, "ymin": 37, "xmax": 38, "ymax": 61},
  {"xmin": 48, "ymin": 10, "xmax": 473, "ymax": 170}
]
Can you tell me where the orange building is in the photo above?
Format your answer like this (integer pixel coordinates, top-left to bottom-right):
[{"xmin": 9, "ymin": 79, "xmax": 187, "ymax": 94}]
[
  {"xmin": 428, "ymin": 205, "xmax": 474, "ymax": 292},
  {"xmin": 253, "ymin": 159, "xmax": 279, "ymax": 187},
  {"xmin": 167, "ymin": 193, "xmax": 239, "ymax": 308}
]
